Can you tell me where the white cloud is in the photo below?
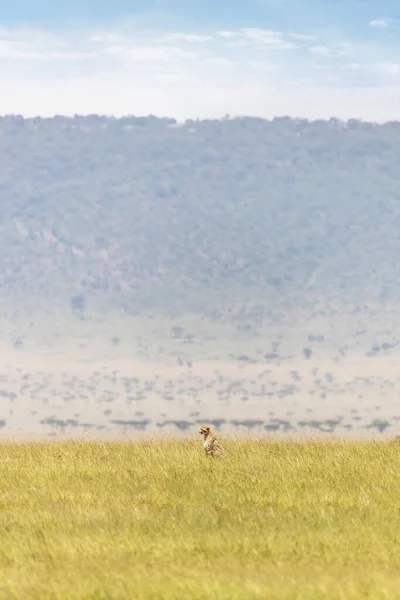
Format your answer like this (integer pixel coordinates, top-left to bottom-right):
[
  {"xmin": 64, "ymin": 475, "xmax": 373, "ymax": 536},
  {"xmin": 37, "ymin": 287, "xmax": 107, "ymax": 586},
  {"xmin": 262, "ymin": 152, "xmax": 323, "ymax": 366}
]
[
  {"xmin": 370, "ymin": 19, "xmax": 388, "ymax": 28},
  {"xmin": 204, "ymin": 58, "xmax": 232, "ymax": 67},
  {"xmin": 0, "ymin": 40, "xmax": 28, "ymax": 59},
  {"xmin": 271, "ymin": 41, "xmax": 297, "ymax": 50},
  {"xmin": 289, "ymin": 33, "xmax": 318, "ymax": 41},
  {"xmin": 163, "ymin": 33, "xmax": 213, "ymax": 43},
  {"xmin": 309, "ymin": 45, "xmax": 331, "ymax": 57},
  {"xmin": 89, "ymin": 34, "xmax": 125, "ymax": 43},
  {"xmin": 240, "ymin": 28, "xmax": 283, "ymax": 43},
  {"xmin": 224, "ymin": 28, "xmax": 296, "ymax": 50},
  {"xmin": 381, "ymin": 63, "xmax": 400, "ymax": 75},
  {"xmin": 337, "ymin": 42, "xmax": 353, "ymax": 56},
  {"xmin": 241, "ymin": 28, "xmax": 282, "ymax": 38},
  {"xmin": 0, "ymin": 26, "xmax": 62, "ymax": 45},
  {"xmin": 225, "ymin": 38, "xmax": 296, "ymax": 50},
  {"xmin": 342, "ymin": 63, "xmax": 361, "ymax": 71},
  {"xmin": 309, "ymin": 42, "xmax": 355, "ymax": 59},
  {"xmin": 0, "ymin": 39, "xmax": 94, "ymax": 61},
  {"xmin": 102, "ymin": 44, "xmax": 196, "ymax": 62},
  {"xmin": 217, "ymin": 31, "xmax": 237, "ymax": 38}
]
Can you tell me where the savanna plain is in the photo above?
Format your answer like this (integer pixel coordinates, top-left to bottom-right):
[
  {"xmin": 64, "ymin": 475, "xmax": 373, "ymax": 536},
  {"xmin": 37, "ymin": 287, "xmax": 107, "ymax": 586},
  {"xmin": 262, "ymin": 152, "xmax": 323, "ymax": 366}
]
[{"xmin": 1, "ymin": 439, "xmax": 399, "ymax": 600}]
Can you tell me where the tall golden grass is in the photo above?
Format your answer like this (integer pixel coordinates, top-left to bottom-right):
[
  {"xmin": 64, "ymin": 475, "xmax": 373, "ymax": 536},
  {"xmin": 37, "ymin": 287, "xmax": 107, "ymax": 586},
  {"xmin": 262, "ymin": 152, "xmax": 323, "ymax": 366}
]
[{"xmin": 0, "ymin": 438, "xmax": 399, "ymax": 599}]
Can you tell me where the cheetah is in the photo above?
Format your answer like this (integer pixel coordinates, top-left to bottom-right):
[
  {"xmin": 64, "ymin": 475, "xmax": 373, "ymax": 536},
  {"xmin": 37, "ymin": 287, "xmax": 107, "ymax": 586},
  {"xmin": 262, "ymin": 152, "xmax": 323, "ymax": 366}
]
[{"xmin": 199, "ymin": 426, "xmax": 225, "ymax": 457}]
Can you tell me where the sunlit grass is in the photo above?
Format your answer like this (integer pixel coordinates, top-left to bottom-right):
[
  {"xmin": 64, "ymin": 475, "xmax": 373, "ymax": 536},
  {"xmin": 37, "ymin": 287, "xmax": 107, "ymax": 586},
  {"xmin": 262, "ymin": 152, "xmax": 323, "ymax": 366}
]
[{"xmin": 0, "ymin": 439, "xmax": 399, "ymax": 599}]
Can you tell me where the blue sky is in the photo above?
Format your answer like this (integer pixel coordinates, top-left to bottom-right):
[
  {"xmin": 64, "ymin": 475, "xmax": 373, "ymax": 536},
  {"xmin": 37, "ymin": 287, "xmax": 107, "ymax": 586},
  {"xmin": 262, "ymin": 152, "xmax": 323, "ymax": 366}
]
[
  {"xmin": 1, "ymin": 0, "xmax": 399, "ymax": 30},
  {"xmin": 0, "ymin": 0, "xmax": 399, "ymax": 120}
]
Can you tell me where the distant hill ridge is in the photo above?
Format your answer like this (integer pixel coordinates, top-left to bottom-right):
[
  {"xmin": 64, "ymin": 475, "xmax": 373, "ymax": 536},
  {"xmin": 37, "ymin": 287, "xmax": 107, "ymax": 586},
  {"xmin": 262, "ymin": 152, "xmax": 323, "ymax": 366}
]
[{"xmin": 1, "ymin": 114, "xmax": 400, "ymax": 314}]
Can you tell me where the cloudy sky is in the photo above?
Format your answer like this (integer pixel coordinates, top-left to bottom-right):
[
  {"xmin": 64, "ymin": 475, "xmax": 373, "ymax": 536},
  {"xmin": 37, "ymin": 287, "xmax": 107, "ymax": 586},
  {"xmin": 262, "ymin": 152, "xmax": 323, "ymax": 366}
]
[{"xmin": 0, "ymin": 0, "xmax": 399, "ymax": 121}]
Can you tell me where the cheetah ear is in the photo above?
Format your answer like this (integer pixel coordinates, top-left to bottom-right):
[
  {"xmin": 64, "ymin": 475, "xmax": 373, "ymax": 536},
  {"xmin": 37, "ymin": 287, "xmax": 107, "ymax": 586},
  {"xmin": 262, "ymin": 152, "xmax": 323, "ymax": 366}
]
[{"xmin": 206, "ymin": 426, "xmax": 210, "ymax": 432}]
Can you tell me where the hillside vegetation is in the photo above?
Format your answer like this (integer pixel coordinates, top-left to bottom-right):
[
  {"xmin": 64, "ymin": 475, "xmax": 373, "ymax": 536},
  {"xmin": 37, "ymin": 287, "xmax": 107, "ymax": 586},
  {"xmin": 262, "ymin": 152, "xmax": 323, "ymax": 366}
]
[
  {"xmin": 0, "ymin": 439, "xmax": 399, "ymax": 599},
  {"xmin": 1, "ymin": 115, "xmax": 400, "ymax": 318},
  {"xmin": 2, "ymin": 116, "xmax": 400, "ymax": 438}
]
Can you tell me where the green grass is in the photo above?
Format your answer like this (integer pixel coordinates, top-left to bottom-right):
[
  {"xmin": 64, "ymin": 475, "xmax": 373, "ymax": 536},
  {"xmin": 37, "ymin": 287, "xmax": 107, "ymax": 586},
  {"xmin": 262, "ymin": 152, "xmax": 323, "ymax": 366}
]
[{"xmin": 0, "ymin": 439, "xmax": 400, "ymax": 599}]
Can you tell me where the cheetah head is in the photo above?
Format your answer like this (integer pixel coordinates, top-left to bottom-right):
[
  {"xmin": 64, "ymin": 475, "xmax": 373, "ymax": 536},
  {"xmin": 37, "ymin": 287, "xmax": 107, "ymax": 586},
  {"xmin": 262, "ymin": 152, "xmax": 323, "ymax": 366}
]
[{"xmin": 199, "ymin": 426, "xmax": 210, "ymax": 437}]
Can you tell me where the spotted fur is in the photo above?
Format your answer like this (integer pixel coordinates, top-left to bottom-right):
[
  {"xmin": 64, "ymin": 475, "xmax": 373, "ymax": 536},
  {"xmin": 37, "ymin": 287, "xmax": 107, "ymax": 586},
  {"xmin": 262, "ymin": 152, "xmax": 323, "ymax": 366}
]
[{"xmin": 199, "ymin": 426, "xmax": 225, "ymax": 457}]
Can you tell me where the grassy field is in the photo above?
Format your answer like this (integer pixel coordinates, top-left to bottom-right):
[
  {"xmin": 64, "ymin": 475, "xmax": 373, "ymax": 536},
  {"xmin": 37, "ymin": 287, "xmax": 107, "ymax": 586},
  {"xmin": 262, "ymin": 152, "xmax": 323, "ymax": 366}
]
[{"xmin": 0, "ymin": 439, "xmax": 399, "ymax": 599}]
